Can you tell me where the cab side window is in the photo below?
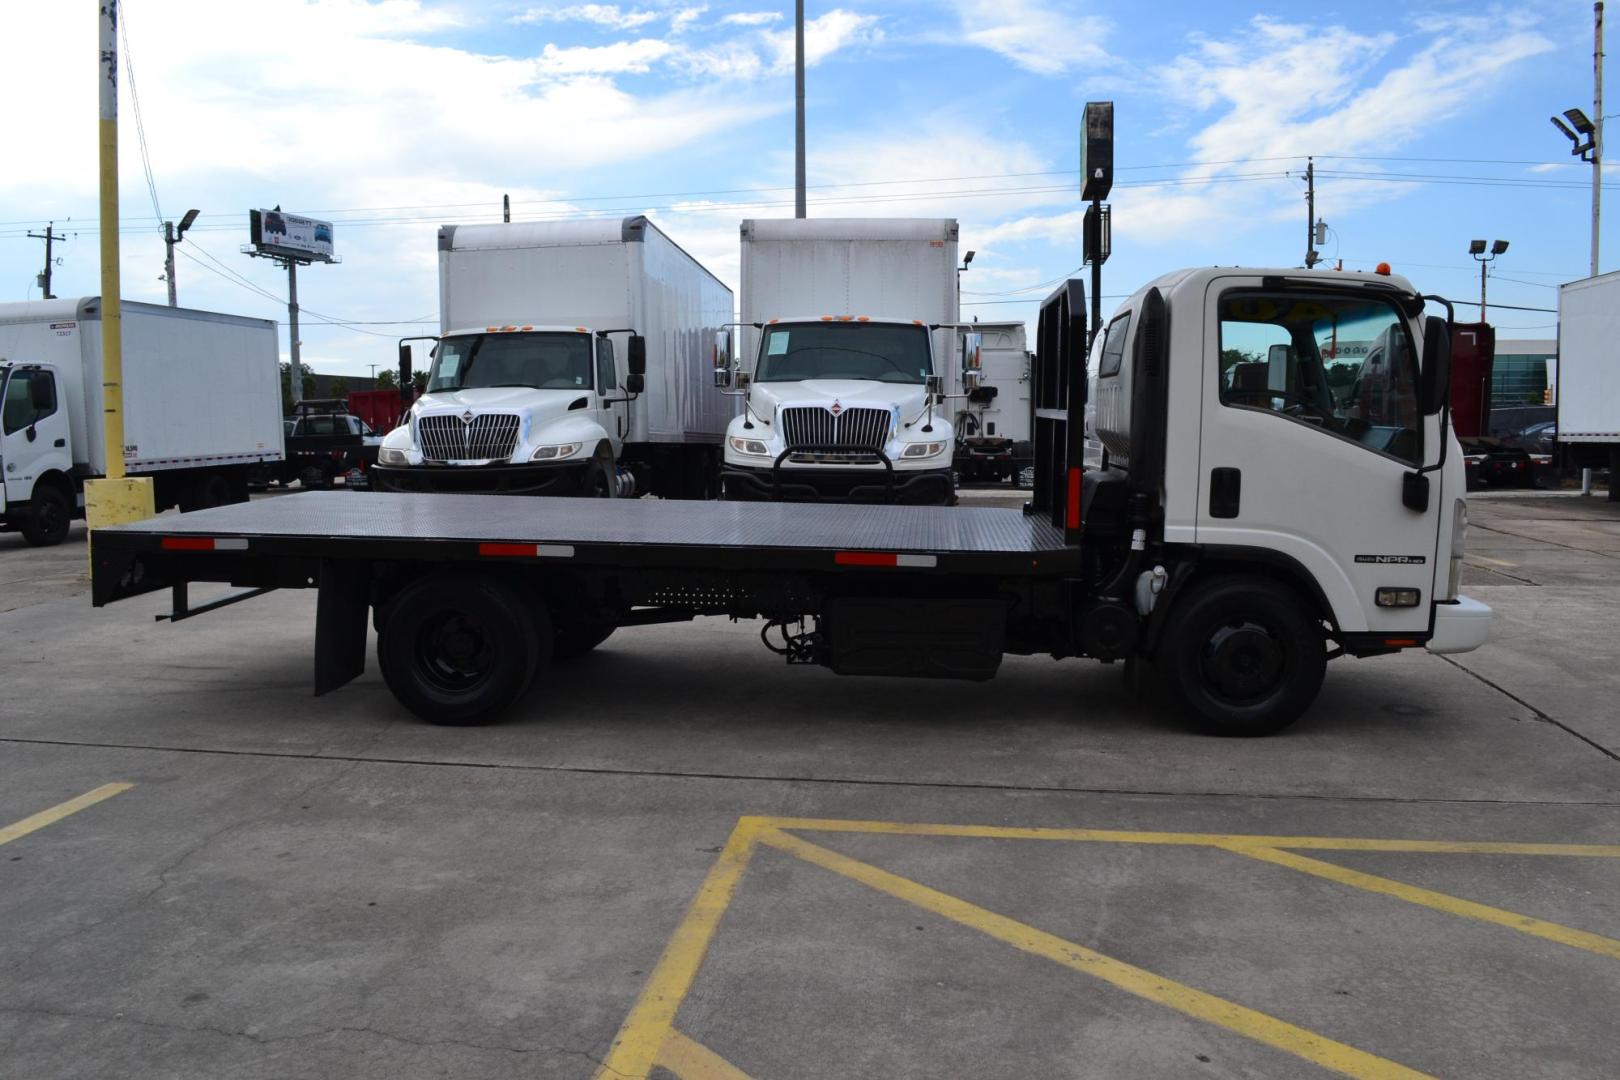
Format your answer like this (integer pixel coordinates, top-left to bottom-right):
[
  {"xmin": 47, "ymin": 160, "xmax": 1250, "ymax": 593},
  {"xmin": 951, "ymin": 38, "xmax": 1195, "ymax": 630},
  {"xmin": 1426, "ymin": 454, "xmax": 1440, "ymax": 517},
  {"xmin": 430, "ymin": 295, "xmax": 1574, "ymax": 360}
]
[
  {"xmin": 3, "ymin": 371, "xmax": 57, "ymax": 435},
  {"xmin": 1098, "ymin": 313, "xmax": 1132, "ymax": 378},
  {"xmin": 596, "ymin": 338, "xmax": 617, "ymax": 393},
  {"xmin": 1217, "ymin": 292, "xmax": 1421, "ymax": 465}
]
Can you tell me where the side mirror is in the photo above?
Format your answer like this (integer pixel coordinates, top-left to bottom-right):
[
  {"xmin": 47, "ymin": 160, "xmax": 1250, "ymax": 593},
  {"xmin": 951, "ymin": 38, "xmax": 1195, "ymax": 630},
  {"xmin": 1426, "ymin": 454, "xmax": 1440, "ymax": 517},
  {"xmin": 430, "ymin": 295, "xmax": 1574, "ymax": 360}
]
[
  {"xmin": 1419, "ymin": 316, "xmax": 1451, "ymax": 416},
  {"xmin": 961, "ymin": 331, "xmax": 983, "ymax": 375},
  {"xmin": 713, "ymin": 366, "xmax": 732, "ymax": 389},
  {"xmin": 713, "ymin": 329, "xmax": 732, "ymax": 368},
  {"xmin": 627, "ymin": 334, "xmax": 647, "ymax": 377},
  {"xmin": 398, "ymin": 342, "xmax": 411, "ymax": 371},
  {"xmin": 735, "ymin": 370, "xmax": 752, "ymax": 392},
  {"xmin": 625, "ymin": 372, "xmax": 646, "ymax": 394}
]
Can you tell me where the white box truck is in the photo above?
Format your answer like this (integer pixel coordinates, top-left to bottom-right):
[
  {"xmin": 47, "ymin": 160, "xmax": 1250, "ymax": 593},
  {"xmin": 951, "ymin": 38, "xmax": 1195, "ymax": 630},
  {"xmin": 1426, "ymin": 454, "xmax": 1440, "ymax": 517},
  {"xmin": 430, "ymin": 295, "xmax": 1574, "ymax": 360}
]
[
  {"xmin": 955, "ymin": 320, "xmax": 1032, "ymax": 484},
  {"xmin": 0, "ymin": 298, "xmax": 282, "ymax": 546},
  {"xmin": 717, "ymin": 218, "xmax": 962, "ymax": 504},
  {"xmin": 1555, "ymin": 271, "xmax": 1620, "ymax": 500},
  {"xmin": 373, "ymin": 217, "xmax": 734, "ymax": 500}
]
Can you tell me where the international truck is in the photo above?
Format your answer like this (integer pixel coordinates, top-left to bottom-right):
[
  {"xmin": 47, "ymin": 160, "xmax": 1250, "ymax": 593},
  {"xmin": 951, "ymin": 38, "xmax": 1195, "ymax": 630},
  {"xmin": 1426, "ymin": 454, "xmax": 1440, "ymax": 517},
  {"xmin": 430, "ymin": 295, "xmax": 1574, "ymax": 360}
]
[
  {"xmin": 717, "ymin": 218, "xmax": 962, "ymax": 504},
  {"xmin": 1, "ymin": 298, "xmax": 282, "ymax": 547},
  {"xmin": 954, "ymin": 320, "xmax": 1033, "ymax": 484},
  {"xmin": 90, "ymin": 266, "xmax": 1489, "ymax": 737},
  {"xmin": 1556, "ymin": 271, "xmax": 1620, "ymax": 500},
  {"xmin": 372, "ymin": 217, "xmax": 733, "ymax": 500}
]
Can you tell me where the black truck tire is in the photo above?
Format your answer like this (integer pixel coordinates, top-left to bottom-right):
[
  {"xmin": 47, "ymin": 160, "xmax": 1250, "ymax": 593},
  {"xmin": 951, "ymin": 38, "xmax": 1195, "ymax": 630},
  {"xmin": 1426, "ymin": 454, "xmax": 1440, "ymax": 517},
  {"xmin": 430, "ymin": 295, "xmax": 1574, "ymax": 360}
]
[
  {"xmin": 181, "ymin": 473, "xmax": 234, "ymax": 513},
  {"xmin": 377, "ymin": 572, "xmax": 549, "ymax": 725},
  {"xmin": 21, "ymin": 485, "xmax": 71, "ymax": 547},
  {"xmin": 1159, "ymin": 575, "xmax": 1326, "ymax": 737},
  {"xmin": 553, "ymin": 622, "xmax": 616, "ymax": 659}
]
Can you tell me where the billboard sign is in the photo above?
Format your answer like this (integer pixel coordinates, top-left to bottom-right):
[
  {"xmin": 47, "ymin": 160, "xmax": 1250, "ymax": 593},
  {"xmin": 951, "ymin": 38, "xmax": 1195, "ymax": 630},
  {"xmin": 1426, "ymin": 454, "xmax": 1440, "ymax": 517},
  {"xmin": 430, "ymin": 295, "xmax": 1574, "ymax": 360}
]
[{"xmin": 249, "ymin": 209, "xmax": 335, "ymax": 262}]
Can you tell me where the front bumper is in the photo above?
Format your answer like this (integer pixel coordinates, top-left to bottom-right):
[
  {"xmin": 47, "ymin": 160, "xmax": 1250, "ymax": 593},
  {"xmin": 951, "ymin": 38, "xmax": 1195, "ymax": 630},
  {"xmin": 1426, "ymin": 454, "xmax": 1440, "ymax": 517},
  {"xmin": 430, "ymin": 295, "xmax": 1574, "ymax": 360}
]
[
  {"xmin": 371, "ymin": 460, "xmax": 591, "ymax": 496},
  {"xmin": 722, "ymin": 461, "xmax": 954, "ymax": 504},
  {"xmin": 1426, "ymin": 596, "xmax": 1492, "ymax": 654}
]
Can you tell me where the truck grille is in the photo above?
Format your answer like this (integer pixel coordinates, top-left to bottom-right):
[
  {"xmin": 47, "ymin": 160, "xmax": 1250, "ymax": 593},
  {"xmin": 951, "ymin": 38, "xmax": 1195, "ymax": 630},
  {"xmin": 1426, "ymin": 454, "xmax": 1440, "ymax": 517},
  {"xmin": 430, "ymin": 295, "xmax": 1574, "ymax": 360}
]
[
  {"xmin": 417, "ymin": 413, "xmax": 521, "ymax": 462},
  {"xmin": 780, "ymin": 405, "xmax": 892, "ymax": 451}
]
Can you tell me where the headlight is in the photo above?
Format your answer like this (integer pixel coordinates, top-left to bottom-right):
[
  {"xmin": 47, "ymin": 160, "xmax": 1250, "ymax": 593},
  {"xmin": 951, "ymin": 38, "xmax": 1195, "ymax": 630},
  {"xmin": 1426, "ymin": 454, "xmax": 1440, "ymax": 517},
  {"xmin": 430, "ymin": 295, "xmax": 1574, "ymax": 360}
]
[
  {"xmin": 1446, "ymin": 498, "xmax": 1468, "ymax": 601},
  {"xmin": 530, "ymin": 442, "xmax": 582, "ymax": 461},
  {"xmin": 900, "ymin": 441, "xmax": 948, "ymax": 458},
  {"xmin": 729, "ymin": 437, "xmax": 771, "ymax": 456},
  {"xmin": 379, "ymin": 446, "xmax": 409, "ymax": 466}
]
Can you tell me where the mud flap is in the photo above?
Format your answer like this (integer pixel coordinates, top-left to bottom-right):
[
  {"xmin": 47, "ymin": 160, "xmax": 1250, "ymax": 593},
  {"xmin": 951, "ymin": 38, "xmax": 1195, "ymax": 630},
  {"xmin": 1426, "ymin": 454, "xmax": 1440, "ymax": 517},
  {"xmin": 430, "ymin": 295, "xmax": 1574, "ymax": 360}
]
[{"xmin": 314, "ymin": 560, "xmax": 370, "ymax": 696}]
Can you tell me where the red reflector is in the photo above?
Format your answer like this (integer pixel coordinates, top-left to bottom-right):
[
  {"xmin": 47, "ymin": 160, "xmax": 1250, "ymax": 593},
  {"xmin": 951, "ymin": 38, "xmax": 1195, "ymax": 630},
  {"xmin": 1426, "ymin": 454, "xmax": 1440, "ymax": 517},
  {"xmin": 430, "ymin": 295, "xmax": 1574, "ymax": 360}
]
[
  {"xmin": 1383, "ymin": 638, "xmax": 1419, "ymax": 647},
  {"xmin": 835, "ymin": 551, "xmax": 899, "ymax": 567},
  {"xmin": 1065, "ymin": 467, "xmax": 1082, "ymax": 530},
  {"xmin": 479, "ymin": 543, "xmax": 535, "ymax": 557},
  {"xmin": 161, "ymin": 537, "xmax": 214, "ymax": 551}
]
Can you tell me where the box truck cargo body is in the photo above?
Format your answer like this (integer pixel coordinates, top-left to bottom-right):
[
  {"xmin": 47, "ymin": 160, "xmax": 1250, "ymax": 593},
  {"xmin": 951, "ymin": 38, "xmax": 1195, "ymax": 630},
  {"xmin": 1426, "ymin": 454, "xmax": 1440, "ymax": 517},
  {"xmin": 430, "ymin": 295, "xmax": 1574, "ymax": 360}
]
[
  {"xmin": 955, "ymin": 320, "xmax": 1032, "ymax": 484},
  {"xmin": 374, "ymin": 217, "xmax": 734, "ymax": 499},
  {"xmin": 720, "ymin": 218, "xmax": 962, "ymax": 504},
  {"xmin": 1556, "ymin": 271, "xmax": 1620, "ymax": 498},
  {"xmin": 0, "ymin": 298, "xmax": 282, "ymax": 545}
]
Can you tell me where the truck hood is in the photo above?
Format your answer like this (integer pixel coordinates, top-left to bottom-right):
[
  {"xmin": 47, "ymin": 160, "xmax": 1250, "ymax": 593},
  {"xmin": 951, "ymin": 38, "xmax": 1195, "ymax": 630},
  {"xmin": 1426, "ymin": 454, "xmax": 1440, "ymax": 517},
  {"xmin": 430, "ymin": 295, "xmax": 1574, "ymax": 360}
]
[
  {"xmin": 412, "ymin": 386, "xmax": 589, "ymax": 415},
  {"xmin": 749, "ymin": 380, "xmax": 929, "ymax": 420}
]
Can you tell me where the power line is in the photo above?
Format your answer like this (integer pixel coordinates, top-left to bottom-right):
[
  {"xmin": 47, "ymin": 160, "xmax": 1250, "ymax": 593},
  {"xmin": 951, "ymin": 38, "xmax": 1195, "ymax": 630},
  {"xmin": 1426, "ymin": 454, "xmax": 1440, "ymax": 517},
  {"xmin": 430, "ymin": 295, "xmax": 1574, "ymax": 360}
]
[{"xmin": 120, "ymin": 5, "xmax": 165, "ymax": 234}]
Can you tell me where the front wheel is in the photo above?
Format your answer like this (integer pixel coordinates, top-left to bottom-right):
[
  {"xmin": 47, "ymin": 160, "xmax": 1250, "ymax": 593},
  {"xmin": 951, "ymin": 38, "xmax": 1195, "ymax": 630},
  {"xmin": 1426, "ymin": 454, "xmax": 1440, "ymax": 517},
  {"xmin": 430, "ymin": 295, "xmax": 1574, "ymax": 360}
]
[
  {"xmin": 1159, "ymin": 575, "xmax": 1326, "ymax": 736},
  {"xmin": 21, "ymin": 485, "xmax": 71, "ymax": 547},
  {"xmin": 377, "ymin": 572, "xmax": 549, "ymax": 725}
]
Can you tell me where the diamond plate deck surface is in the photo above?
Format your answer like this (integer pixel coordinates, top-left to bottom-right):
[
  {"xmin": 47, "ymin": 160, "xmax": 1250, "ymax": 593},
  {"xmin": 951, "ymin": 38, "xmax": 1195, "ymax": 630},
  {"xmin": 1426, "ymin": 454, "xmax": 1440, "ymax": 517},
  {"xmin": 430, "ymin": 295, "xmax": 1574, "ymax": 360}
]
[{"xmin": 105, "ymin": 491, "xmax": 1070, "ymax": 555}]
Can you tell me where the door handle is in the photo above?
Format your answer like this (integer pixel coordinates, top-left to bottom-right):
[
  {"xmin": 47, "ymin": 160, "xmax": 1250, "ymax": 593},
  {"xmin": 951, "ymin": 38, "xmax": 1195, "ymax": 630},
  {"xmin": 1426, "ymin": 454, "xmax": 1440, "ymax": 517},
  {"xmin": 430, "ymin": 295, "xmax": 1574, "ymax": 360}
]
[
  {"xmin": 1209, "ymin": 467, "xmax": 1241, "ymax": 518},
  {"xmin": 54, "ymin": 438, "xmax": 66, "ymax": 448}
]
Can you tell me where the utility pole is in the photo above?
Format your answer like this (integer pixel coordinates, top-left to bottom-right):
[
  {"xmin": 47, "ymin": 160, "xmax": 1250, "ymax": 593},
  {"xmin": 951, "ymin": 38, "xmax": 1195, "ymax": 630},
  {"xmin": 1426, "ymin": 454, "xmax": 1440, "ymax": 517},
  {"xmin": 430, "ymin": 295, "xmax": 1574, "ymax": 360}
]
[
  {"xmin": 1593, "ymin": 1, "xmax": 1604, "ymax": 277},
  {"xmin": 26, "ymin": 223, "xmax": 66, "ymax": 299},
  {"xmin": 503, "ymin": 193, "xmax": 511, "ymax": 224},
  {"xmin": 161, "ymin": 210, "xmax": 199, "ymax": 307},
  {"xmin": 86, "ymin": 0, "xmax": 156, "ymax": 541},
  {"xmin": 1304, "ymin": 157, "xmax": 1319, "ymax": 268},
  {"xmin": 794, "ymin": 0, "xmax": 806, "ymax": 218}
]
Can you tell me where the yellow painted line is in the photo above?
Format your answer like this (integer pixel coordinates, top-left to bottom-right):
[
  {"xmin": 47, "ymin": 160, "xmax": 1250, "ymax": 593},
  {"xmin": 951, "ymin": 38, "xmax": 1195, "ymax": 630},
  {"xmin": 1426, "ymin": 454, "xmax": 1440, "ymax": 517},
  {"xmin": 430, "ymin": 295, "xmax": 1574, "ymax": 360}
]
[
  {"xmin": 656, "ymin": 1028, "xmax": 756, "ymax": 1080},
  {"xmin": 759, "ymin": 817, "xmax": 1620, "ymax": 857},
  {"xmin": 1466, "ymin": 555, "xmax": 1518, "ymax": 568},
  {"xmin": 1224, "ymin": 844, "xmax": 1620, "ymax": 962},
  {"xmin": 593, "ymin": 818, "xmax": 765, "ymax": 1080},
  {"xmin": 0, "ymin": 783, "xmax": 133, "ymax": 848},
  {"xmin": 762, "ymin": 827, "xmax": 1433, "ymax": 1080}
]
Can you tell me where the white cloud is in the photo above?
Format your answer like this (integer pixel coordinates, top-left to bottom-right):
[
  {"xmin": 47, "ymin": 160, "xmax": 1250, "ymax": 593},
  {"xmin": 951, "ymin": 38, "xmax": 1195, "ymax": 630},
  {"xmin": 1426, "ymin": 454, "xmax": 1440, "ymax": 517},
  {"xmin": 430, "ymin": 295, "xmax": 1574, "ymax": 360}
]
[
  {"xmin": 950, "ymin": 0, "xmax": 1110, "ymax": 76},
  {"xmin": 762, "ymin": 9, "xmax": 881, "ymax": 71},
  {"xmin": 670, "ymin": 5, "xmax": 708, "ymax": 34},
  {"xmin": 512, "ymin": 4, "xmax": 663, "ymax": 30},
  {"xmin": 720, "ymin": 11, "xmax": 782, "ymax": 26},
  {"xmin": 536, "ymin": 39, "xmax": 674, "ymax": 75}
]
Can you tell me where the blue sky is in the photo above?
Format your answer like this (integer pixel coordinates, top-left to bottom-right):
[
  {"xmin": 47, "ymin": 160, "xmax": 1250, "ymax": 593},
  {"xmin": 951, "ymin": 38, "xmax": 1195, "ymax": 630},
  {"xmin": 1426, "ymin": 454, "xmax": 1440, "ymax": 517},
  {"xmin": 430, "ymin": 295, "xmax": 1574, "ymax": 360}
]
[{"xmin": 0, "ymin": 0, "xmax": 1607, "ymax": 376}]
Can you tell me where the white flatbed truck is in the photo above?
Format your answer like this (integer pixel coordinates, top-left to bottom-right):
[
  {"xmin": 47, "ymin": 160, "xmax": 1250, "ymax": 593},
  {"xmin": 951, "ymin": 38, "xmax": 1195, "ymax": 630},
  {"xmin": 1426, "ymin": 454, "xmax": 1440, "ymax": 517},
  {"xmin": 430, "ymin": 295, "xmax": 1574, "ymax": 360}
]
[{"xmin": 90, "ymin": 268, "xmax": 1489, "ymax": 736}]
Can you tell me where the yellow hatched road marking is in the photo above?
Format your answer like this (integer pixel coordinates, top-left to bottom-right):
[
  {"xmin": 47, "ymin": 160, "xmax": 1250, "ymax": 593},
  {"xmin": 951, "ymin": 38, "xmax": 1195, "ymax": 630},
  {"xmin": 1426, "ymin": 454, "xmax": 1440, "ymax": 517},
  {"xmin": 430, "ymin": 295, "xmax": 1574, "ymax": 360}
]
[
  {"xmin": 759, "ymin": 817, "xmax": 1620, "ymax": 857},
  {"xmin": 1223, "ymin": 844, "xmax": 1620, "ymax": 962},
  {"xmin": 0, "ymin": 783, "xmax": 133, "ymax": 848},
  {"xmin": 762, "ymin": 827, "xmax": 1433, "ymax": 1080},
  {"xmin": 593, "ymin": 818, "xmax": 764, "ymax": 1080},
  {"xmin": 656, "ymin": 1028, "xmax": 756, "ymax": 1080}
]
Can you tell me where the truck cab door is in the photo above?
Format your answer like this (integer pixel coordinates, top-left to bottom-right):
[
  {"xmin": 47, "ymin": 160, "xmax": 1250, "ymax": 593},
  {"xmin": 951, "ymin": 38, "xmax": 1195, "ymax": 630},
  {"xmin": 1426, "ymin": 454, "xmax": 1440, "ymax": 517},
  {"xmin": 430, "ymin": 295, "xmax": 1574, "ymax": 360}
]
[
  {"xmin": 595, "ymin": 336, "xmax": 626, "ymax": 455},
  {"xmin": 3, "ymin": 367, "xmax": 71, "ymax": 507},
  {"xmin": 1195, "ymin": 280, "xmax": 1441, "ymax": 635}
]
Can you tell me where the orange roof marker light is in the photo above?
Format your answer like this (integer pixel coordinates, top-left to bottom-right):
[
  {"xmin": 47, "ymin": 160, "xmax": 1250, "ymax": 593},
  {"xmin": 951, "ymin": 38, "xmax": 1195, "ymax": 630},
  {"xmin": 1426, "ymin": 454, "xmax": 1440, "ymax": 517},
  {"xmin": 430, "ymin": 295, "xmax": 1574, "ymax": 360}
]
[
  {"xmin": 820, "ymin": 315, "xmax": 834, "ymax": 321},
  {"xmin": 856, "ymin": 316, "xmax": 870, "ymax": 322},
  {"xmin": 501, "ymin": 324, "xmax": 517, "ymax": 332},
  {"xmin": 768, "ymin": 318, "xmax": 780, "ymax": 324},
  {"xmin": 486, "ymin": 326, "xmax": 499, "ymax": 332},
  {"xmin": 837, "ymin": 315, "xmax": 854, "ymax": 322},
  {"xmin": 520, "ymin": 325, "xmax": 534, "ymax": 331},
  {"xmin": 575, "ymin": 326, "xmax": 588, "ymax": 332},
  {"xmin": 1375, "ymin": 262, "xmax": 1392, "ymax": 276}
]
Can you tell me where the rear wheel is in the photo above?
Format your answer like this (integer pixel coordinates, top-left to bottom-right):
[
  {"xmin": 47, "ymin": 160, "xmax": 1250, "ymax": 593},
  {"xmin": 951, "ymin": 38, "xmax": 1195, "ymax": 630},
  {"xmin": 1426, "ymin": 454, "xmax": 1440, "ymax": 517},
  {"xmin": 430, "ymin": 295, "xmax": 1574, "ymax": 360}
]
[
  {"xmin": 1159, "ymin": 575, "xmax": 1326, "ymax": 736},
  {"xmin": 181, "ymin": 472, "xmax": 234, "ymax": 512},
  {"xmin": 21, "ymin": 485, "xmax": 71, "ymax": 547},
  {"xmin": 377, "ymin": 573, "xmax": 549, "ymax": 725}
]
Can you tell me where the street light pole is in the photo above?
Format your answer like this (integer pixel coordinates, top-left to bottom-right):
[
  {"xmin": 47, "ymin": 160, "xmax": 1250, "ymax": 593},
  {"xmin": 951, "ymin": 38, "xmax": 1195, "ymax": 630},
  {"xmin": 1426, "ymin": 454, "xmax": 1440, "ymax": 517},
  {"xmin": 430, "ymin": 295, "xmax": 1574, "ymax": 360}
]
[
  {"xmin": 1593, "ymin": 0, "xmax": 1604, "ymax": 277},
  {"xmin": 1469, "ymin": 239, "xmax": 1509, "ymax": 322},
  {"xmin": 794, "ymin": 0, "xmax": 806, "ymax": 218}
]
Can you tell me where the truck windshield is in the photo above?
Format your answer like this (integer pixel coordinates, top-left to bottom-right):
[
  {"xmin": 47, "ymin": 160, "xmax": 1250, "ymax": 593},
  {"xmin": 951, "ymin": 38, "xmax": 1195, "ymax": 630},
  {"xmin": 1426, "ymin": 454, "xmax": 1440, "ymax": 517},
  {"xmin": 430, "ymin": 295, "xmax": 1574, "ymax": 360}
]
[
  {"xmin": 428, "ymin": 333, "xmax": 594, "ymax": 392},
  {"xmin": 755, "ymin": 322, "xmax": 931, "ymax": 384}
]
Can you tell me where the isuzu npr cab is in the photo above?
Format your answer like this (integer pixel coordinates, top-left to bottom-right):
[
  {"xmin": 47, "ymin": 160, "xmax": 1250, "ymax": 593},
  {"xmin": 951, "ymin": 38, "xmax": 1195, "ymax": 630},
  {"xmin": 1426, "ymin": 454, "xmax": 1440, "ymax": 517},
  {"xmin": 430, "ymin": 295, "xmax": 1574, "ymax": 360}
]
[
  {"xmin": 717, "ymin": 218, "xmax": 962, "ymax": 504},
  {"xmin": 373, "ymin": 217, "xmax": 733, "ymax": 500},
  {"xmin": 91, "ymin": 266, "xmax": 1489, "ymax": 737}
]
